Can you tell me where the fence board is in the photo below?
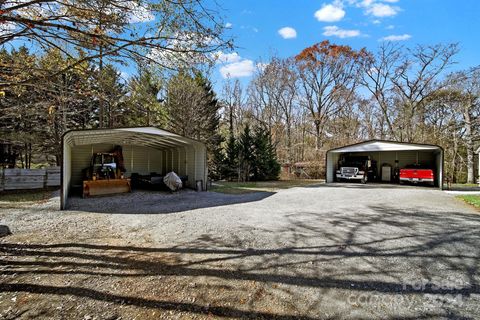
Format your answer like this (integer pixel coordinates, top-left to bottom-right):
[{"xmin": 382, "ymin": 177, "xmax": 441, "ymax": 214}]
[
  {"xmin": 4, "ymin": 169, "xmax": 46, "ymax": 176},
  {"xmin": 1, "ymin": 167, "xmax": 60, "ymax": 190}
]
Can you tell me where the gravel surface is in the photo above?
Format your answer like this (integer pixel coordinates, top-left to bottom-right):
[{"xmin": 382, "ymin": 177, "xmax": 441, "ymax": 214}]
[{"xmin": 0, "ymin": 184, "xmax": 479, "ymax": 319}]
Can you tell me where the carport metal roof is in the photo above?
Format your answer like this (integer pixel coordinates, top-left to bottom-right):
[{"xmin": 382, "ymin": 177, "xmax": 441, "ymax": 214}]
[
  {"xmin": 63, "ymin": 127, "xmax": 204, "ymax": 149},
  {"xmin": 328, "ymin": 140, "xmax": 441, "ymax": 153}
]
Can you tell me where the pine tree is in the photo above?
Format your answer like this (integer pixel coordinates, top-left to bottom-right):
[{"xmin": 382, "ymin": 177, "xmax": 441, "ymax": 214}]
[
  {"xmin": 194, "ymin": 73, "xmax": 223, "ymax": 178},
  {"xmin": 126, "ymin": 68, "xmax": 167, "ymax": 127},
  {"xmin": 253, "ymin": 127, "xmax": 280, "ymax": 181},
  {"xmin": 223, "ymin": 133, "xmax": 238, "ymax": 180},
  {"xmin": 165, "ymin": 71, "xmax": 223, "ymax": 177},
  {"xmin": 238, "ymin": 124, "xmax": 255, "ymax": 181}
]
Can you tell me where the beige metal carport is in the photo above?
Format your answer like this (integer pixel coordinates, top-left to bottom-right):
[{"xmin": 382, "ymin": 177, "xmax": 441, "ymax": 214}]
[
  {"xmin": 61, "ymin": 127, "xmax": 207, "ymax": 209},
  {"xmin": 326, "ymin": 140, "xmax": 443, "ymax": 189}
]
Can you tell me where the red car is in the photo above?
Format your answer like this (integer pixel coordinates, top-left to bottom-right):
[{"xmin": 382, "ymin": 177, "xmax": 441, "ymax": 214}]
[{"xmin": 400, "ymin": 164, "xmax": 434, "ymax": 186}]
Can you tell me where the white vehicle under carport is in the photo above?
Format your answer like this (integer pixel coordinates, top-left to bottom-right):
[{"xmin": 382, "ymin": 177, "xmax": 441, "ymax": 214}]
[{"xmin": 335, "ymin": 155, "xmax": 377, "ymax": 184}]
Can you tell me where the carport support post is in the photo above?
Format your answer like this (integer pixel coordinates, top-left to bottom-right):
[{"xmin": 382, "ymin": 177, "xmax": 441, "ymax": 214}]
[{"xmin": 478, "ymin": 153, "xmax": 480, "ymax": 186}]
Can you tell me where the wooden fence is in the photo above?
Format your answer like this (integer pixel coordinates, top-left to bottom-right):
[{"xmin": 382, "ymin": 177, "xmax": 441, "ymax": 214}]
[{"xmin": 0, "ymin": 167, "xmax": 60, "ymax": 191}]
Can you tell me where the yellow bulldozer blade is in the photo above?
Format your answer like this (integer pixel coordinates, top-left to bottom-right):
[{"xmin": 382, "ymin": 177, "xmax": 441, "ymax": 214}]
[{"xmin": 83, "ymin": 179, "xmax": 131, "ymax": 198}]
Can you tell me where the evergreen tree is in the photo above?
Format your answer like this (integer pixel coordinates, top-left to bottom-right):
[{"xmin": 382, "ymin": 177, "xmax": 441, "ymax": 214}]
[
  {"xmin": 238, "ymin": 124, "xmax": 255, "ymax": 181},
  {"xmin": 194, "ymin": 73, "xmax": 223, "ymax": 178},
  {"xmin": 223, "ymin": 133, "xmax": 238, "ymax": 180},
  {"xmin": 165, "ymin": 71, "xmax": 222, "ymax": 177},
  {"xmin": 252, "ymin": 127, "xmax": 281, "ymax": 181},
  {"xmin": 126, "ymin": 68, "xmax": 167, "ymax": 127}
]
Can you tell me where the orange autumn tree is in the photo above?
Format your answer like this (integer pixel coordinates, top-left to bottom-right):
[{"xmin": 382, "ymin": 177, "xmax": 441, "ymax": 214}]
[{"xmin": 295, "ymin": 40, "xmax": 369, "ymax": 150}]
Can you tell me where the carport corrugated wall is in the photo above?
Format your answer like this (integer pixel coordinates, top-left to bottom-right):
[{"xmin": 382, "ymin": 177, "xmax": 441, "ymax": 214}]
[{"xmin": 68, "ymin": 144, "xmax": 185, "ymax": 188}]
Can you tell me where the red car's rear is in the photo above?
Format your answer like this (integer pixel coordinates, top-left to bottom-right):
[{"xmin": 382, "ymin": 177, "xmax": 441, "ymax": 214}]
[{"xmin": 400, "ymin": 165, "xmax": 434, "ymax": 186}]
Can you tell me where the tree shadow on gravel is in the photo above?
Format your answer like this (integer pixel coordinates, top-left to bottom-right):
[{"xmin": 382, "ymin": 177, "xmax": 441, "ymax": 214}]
[
  {"xmin": 65, "ymin": 189, "xmax": 275, "ymax": 214},
  {"xmin": 1, "ymin": 206, "xmax": 479, "ymax": 319},
  {"xmin": 310, "ymin": 182, "xmax": 436, "ymax": 190}
]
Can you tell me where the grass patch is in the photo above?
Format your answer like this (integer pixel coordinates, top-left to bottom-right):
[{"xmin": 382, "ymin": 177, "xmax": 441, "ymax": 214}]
[
  {"xmin": 0, "ymin": 190, "xmax": 51, "ymax": 203},
  {"xmin": 445, "ymin": 183, "xmax": 480, "ymax": 191},
  {"xmin": 209, "ymin": 180, "xmax": 324, "ymax": 194},
  {"xmin": 457, "ymin": 195, "xmax": 480, "ymax": 209}
]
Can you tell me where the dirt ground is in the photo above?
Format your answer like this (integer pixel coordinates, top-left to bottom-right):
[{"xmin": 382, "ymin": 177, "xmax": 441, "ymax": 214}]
[{"xmin": 0, "ymin": 184, "xmax": 479, "ymax": 319}]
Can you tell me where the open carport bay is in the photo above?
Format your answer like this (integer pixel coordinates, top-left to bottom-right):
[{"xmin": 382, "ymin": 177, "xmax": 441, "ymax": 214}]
[
  {"xmin": 62, "ymin": 127, "xmax": 207, "ymax": 209},
  {"xmin": 326, "ymin": 140, "xmax": 443, "ymax": 188}
]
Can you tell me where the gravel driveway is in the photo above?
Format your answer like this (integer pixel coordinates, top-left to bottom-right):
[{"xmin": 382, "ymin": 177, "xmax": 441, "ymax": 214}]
[{"xmin": 1, "ymin": 184, "xmax": 479, "ymax": 319}]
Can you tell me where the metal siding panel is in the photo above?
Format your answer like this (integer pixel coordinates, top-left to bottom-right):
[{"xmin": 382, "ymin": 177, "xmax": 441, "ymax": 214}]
[
  {"xmin": 149, "ymin": 148, "xmax": 164, "ymax": 175},
  {"xmin": 92, "ymin": 144, "xmax": 115, "ymax": 154},
  {"xmin": 437, "ymin": 152, "xmax": 443, "ymax": 189},
  {"xmin": 418, "ymin": 151, "xmax": 435, "ymax": 165},
  {"xmin": 326, "ymin": 153, "xmax": 334, "ymax": 183},
  {"xmin": 166, "ymin": 149, "xmax": 173, "ymax": 172},
  {"xmin": 162, "ymin": 150, "xmax": 167, "ymax": 174},
  {"xmin": 171, "ymin": 149, "xmax": 179, "ymax": 173},
  {"xmin": 122, "ymin": 145, "xmax": 133, "ymax": 177},
  {"xmin": 70, "ymin": 145, "xmax": 93, "ymax": 187},
  {"xmin": 62, "ymin": 143, "xmax": 71, "ymax": 209},
  {"xmin": 185, "ymin": 146, "xmax": 195, "ymax": 188},
  {"xmin": 397, "ymin": 151, "xmax": 417, "ymax": 168},
  {"xmin": 178, "ymin": 147, "xmax": 186, "ymax": 176},
  {"xmin": 194, "ymin": 144, "xmax": 207, "ymax": 189},
  {"xmin": 131, "ymin": 145, "xmax": 150, "ymax": 175}
]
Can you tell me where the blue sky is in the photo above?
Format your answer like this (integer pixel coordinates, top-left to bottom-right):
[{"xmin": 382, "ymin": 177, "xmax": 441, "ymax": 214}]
[{"xmin": 211, "ymin": 0, "xmax": 480, "ymax": 89}]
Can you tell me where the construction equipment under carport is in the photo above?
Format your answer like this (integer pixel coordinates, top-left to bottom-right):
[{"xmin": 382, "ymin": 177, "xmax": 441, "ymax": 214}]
[{"xmin": 61, "ymin": 127, "xmax": 207, "ymax": 209}]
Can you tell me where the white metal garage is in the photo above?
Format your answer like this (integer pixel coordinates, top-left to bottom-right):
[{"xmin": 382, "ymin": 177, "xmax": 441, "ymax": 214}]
[
  {"xmin": 326, "ymin": 140, "xmax": 443, "ymax": 189},
  {"xmin": 61, "ymin": 127, "xmax": 207, "ymax": 209}
]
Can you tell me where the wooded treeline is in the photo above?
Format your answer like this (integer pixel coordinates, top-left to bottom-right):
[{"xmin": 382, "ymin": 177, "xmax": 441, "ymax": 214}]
[
  {"xmin": 223, "ymin": 41, "xmax": 479, "ymax": 183},
  {"xmin": 0, "ymin": 1, "xmax": 478, "ymax": 183}
]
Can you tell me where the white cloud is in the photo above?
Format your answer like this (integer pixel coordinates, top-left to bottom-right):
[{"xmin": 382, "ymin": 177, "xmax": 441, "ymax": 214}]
[
  {"xmin": 220, "ymin": 59, "xmax": 255, "ymax": 78},
  {"xmin": 386, "ymin": 24, "xmax": 395, "ymax": 29},
  {"xmin": 380, "ymin": 34, "xmax": 411, "ymax": 41},
  {"xmin": 225, "ymin": 22, "xmax": 233, "ymax": 28},
  {"xmin": 213, "ymin": 51, "xmax": 242, "ymax": 64},
  {"xmin": 367, "ymin": 3, "xmax": 399, "ymax": 17},
  {"xmin": 314, "ymin": 4, "xmax": 346, "ymax": 22},
  {"xmin": 215, "ymin": 51, "xmax": 258, "ymax": 78},
  {"xmin": 361, "ymin": 0, "xmax": 374, "ymax": 6},
  {"xmin": 278, "ymin": 27, "xmax": 297, "ymax": 39},
  {"xmin": 127, "ymin": 2, "xmax": 155, "ymax": 23},
  {"xmin": 323, "ymin": 25, "xmax": 361, "ymax": 38}
]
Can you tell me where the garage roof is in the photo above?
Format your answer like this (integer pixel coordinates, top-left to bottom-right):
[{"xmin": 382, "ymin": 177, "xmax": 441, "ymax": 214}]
[
  {"xmin": 63, "ymin": 127, "xmax": 203, "ymax": 150},
  {"xmin": 328, "ymin": 140, "xmax": 441, "ymax": 153}
]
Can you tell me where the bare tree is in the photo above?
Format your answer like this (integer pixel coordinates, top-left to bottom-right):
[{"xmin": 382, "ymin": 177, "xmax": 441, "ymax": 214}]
[
  {"xmin": 248, "ymin": 57, "xmax": 299, "ymax": 162},
  {"xmin": 363, "ymin": 42, "xmax": 459, "ymax": 142},
  {"xmin": 221, "ymin": 77, "xmax": 245, "ymax": 137},
  {"xmin": 295, "ymin": 40, "xmax": 368, "ymax": 150},
  {"xmin": 0, "ymin": 0, "xmax": 231, "ymax": 88},
  {"xmin": 446, "ymin": 67, "xmax": 480, "ymax": 183}
]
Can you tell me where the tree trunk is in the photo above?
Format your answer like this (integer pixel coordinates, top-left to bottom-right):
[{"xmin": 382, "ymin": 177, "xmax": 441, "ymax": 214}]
[
  {"xmin": 451, "ymin": 132, "xmax": 458, "ymax": 183},
  {"xmin": 314, "ymin": 120, "xmax": 321, "ymax": 150},
  {"xmin": 463, "ymin": 104, "xmax": 475, "ymax": 183}
]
